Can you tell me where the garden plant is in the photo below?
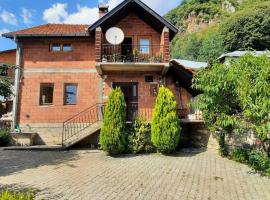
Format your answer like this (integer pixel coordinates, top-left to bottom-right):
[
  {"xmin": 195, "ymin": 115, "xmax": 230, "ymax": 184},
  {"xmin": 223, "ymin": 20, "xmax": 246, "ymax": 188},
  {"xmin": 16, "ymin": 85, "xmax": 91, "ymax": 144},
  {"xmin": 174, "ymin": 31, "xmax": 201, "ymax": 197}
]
[
  {"xmin": 151, "ymin": 86, "xmax": 180, "ymax": 154},
  {"xmin": 100, "ymin": 87, "xmax": 127, "ymax": 155}
]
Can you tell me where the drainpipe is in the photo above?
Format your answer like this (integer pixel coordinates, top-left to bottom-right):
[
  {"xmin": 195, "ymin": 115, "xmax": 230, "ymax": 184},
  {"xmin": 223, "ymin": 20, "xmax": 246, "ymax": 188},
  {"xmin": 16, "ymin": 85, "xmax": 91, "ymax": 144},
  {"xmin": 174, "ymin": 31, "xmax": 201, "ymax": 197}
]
[{"xmin": 12, "ymin": 37, "xmax": 22, "ymax": 130}]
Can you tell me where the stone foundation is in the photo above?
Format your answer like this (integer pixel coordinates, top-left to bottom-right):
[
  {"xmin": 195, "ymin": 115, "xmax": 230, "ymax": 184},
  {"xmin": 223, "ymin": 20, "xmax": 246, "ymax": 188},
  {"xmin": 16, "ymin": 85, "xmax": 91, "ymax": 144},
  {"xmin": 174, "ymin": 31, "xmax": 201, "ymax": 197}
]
[
  {"xmin": 180, "ymin": 122, "xmax": 218, "ymax": 150},
  {"xmin": 20, "ymin": 123, "xmax": 62, "ymax": 145}
]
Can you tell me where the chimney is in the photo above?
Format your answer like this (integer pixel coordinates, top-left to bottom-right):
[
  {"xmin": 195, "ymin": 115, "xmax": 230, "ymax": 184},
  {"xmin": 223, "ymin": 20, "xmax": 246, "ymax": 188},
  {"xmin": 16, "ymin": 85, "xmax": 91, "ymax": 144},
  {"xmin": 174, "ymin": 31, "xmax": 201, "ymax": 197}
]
[{"xmin": 98, "ymin": 4, "xmax": 109, "ymax": 18}]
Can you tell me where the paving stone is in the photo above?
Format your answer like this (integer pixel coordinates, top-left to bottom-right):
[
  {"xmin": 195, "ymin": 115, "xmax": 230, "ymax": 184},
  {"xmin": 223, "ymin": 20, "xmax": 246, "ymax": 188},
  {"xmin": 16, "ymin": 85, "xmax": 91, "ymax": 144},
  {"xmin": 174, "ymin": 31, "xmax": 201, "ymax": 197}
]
[{"xmin": 0, "ymin": 148, "xmax": 269, "ymax": 200}]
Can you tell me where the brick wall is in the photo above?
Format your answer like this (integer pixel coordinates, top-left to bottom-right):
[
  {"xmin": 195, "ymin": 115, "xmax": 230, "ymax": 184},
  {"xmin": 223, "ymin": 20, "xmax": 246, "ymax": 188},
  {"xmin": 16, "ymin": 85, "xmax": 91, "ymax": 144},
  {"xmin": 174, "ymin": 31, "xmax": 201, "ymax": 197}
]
[
  {"xmin": 21, "ymin": 38, "xmax": 96, "ymax": 69},
  {"xmin": 103, "ymin": 73, "xmax": 160, "ymax": 121},
  {"xmin": 0, "ymin": 49, "xmax": 16, "ymax": 79}
]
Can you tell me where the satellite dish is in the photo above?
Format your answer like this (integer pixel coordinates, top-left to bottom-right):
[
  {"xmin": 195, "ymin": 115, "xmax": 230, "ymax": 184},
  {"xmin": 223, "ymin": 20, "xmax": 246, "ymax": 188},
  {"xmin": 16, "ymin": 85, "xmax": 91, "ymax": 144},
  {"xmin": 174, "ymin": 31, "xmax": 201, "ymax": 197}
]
[{"xmin": 105, "ymin": 27, "xmax": 124, "ymax": 45}]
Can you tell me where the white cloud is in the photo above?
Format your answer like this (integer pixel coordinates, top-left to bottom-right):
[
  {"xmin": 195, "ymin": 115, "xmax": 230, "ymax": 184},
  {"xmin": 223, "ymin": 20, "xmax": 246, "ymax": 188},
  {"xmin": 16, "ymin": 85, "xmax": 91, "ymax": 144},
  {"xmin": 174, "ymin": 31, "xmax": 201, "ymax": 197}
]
[
  {"xmin": 43, "ymin": 0, "xmax": 181, "ymax": 25},
  {"xmin": 64, "ymin": 5, "xmax": 99, "ymax": 24},
  {"xmin": 0, "ymin": 28, "xmax": 10, "ymax": 35},
  {"xmin": 21, "ymin": 8, "xmax": 34, "ymax": 25},
  {"xmin": 43, "ymin": 3, "xmax": 68, "ymax": 23},
  {"xmin": 0, "ymin": 10, "xmax": 17, "ymax": 25}
]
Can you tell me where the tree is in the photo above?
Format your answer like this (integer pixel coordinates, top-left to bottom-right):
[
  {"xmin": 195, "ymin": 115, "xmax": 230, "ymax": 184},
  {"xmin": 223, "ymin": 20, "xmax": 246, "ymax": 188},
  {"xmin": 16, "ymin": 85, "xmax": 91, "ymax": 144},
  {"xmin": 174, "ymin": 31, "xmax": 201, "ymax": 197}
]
[
  {"xmin": 192, "ymin": 61, "xmax": 240, "ymax": 156},
  {"xmin": 100, "ymin": 87, "xmax": 127, "ymax": 155},
  {"xmin": 151, "ymin": 86, "xmax": 180, "ymax": 153},
  {"xmin": 193, "ymin": 54, "xmax": 270, "ymax": 156},
  {"xmin": 0, "ymin": 63, "xmax": 13, "ymax": 98},
  {"xmin": 221, "ymin": 3, "xmax": 270, "ymax": 51},
  {"xmin": 233, "ymin": 55, "xmax": 270, "ymax": 156}
]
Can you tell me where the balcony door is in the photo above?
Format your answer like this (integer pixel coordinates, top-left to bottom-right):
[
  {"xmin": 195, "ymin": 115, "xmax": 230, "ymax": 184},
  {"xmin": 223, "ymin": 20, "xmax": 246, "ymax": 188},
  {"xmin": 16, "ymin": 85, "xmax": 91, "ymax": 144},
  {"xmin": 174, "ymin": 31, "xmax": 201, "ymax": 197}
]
[
  {"xmin": 121, "ymin": 37, "xmax": 133, "ymax": 62},
  {"xmin": 113, "ymin": 82, "xmax": 138, "ymax": 121}
]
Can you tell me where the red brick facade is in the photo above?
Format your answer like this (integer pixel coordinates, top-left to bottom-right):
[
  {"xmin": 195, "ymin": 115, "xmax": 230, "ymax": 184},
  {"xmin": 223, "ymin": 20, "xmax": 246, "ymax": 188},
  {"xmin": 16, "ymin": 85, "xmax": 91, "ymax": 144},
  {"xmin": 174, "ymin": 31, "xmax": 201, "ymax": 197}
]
[{"xmin": 8, "ymin": 10, "xmax": 191, "ymax": 145}]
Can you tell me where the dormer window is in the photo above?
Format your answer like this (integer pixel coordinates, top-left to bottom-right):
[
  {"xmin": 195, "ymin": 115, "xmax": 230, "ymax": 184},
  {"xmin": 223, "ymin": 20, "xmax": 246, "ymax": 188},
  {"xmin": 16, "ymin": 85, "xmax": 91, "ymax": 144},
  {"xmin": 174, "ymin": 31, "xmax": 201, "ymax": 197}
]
[{"xmin": 139, "ymin": 38, "xmax": 150, "ymax": 54}]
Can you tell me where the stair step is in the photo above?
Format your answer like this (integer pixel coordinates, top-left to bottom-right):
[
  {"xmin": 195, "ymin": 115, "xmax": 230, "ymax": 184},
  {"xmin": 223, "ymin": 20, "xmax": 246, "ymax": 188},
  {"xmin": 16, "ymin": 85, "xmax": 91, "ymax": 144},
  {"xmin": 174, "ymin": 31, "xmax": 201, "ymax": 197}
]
[{"xmin": 63, "ymin": 122, "xmax": 102, "ymax": 148}]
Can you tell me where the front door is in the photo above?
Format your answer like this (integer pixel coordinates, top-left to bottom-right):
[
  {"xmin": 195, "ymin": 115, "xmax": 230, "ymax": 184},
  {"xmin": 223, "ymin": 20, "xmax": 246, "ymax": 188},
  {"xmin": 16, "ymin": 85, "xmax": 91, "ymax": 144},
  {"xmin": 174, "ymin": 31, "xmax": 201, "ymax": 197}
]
[{"xmin": 113, "ymin": 82, "xmax": 138, "ymax": 121}]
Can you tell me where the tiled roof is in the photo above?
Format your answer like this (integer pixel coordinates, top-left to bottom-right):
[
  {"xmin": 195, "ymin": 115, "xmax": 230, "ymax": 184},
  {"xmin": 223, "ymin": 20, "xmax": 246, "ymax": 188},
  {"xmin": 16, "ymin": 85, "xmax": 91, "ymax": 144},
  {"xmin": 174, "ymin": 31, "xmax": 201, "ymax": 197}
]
[{"xmin": 2, "ymin": 24, "xmax": 90, "ymax": 38}]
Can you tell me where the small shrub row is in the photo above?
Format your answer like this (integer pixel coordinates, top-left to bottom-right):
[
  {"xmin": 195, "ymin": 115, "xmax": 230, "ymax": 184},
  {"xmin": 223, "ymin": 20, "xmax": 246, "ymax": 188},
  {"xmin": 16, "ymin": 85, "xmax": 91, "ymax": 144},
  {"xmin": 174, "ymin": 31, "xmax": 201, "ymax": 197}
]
[
  {"xmin": 231, "ymin": 148, "xmax": 270, "ymax": 177},
  {"xmin": 0, "ymin": 129, "xmax": 10, "ymax": 147},
  {"xmin": 0, "ymin": 189, "xmax": 35, "ymax": 200},
  {"xmin": 100, "ymin": 86, "xmax": 180, "ymax": 155}
]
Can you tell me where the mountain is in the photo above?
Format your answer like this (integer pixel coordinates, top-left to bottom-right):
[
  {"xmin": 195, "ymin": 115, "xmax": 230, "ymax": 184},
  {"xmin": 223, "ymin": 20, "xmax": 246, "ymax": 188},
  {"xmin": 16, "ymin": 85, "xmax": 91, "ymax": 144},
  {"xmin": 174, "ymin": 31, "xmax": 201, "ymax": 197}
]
[{"xmin": 166, "ymin": 0, "xmax": 270, "ymax": 62}]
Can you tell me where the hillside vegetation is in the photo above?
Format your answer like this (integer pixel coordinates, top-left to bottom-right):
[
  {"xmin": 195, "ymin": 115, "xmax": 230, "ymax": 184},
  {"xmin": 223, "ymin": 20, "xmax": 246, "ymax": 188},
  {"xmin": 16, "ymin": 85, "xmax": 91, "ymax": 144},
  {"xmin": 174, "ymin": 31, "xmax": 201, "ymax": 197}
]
[{"xmin": 166, "ymin": 0, "xmax": 270, "ymax": 62}]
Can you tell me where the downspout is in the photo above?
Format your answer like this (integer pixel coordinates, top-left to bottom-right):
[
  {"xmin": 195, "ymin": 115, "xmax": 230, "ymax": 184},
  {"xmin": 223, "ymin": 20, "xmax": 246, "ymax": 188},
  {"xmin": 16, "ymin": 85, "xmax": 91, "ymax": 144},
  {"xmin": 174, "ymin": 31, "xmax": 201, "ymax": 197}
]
[{"xmin": 12, "ymin": 36, "xmax": 22, "ymax": 130}]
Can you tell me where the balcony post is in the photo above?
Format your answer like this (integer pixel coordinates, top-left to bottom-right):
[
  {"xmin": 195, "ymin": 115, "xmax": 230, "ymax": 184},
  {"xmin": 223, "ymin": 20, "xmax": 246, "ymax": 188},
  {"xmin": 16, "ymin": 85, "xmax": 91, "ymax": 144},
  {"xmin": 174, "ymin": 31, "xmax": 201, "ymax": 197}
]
[
  {"xmin": 161, "ymin": 27, "xmax": 170, "ymax": 63},
  {"xmin": 95, "ymin": 27, "xmax": 102, "ymax": 62}
]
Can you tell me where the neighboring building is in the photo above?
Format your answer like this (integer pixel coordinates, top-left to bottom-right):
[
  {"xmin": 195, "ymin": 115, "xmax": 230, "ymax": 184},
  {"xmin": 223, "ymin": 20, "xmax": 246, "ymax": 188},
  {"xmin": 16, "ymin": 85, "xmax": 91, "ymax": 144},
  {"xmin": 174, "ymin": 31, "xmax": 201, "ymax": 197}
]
[
  {"xmin": 0, "ymin": 49, "xmax": 16, "ymax": 124},
  {"xmin": 218, "ymin": 51, "xmax": 270, "ymax": 64},
  {"xmin": 2, "ymin": 0, "xmax": 197, "ymax": 147}
]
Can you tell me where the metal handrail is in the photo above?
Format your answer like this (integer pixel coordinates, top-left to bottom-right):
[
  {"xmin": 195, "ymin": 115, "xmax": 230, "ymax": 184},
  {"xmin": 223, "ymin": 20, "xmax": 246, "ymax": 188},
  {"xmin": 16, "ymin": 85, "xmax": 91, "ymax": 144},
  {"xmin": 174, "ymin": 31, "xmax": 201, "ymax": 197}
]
[
  {"xmin": 101, "ymin": 44, "xmax": 164, "ymax": 63},
  {"xmin": 62, "ymin": 103, "xmax": 105, "ymax": 145}
]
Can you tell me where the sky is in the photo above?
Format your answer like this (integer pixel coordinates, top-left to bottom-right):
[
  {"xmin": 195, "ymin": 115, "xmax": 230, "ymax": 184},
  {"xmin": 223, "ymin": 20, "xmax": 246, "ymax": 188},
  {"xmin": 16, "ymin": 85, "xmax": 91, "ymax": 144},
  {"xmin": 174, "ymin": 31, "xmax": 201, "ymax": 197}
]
[{"xmin": 0, "ymin": 0, "xmax": 182, "ymax": 51}]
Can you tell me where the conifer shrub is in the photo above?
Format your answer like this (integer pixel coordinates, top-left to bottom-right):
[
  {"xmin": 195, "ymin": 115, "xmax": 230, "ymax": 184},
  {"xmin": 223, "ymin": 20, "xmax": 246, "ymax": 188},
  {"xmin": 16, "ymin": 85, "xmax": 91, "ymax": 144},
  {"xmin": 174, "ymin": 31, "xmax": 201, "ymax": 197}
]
[
  {"xmin": 100, "ymin": 87, "xmax": 127, "ymax": 155},
  {"xmin": 151, "ymin": 86, "xmax": 180, "ymax": 154}
]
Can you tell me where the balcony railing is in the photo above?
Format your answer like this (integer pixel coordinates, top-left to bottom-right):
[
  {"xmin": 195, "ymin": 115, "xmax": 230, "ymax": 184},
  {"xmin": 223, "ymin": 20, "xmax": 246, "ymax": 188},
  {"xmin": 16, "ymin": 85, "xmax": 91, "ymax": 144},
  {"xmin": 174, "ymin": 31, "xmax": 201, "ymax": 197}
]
[{"xmin": 101, "ymin": 44, "xmax": 164, "ymax": 63}]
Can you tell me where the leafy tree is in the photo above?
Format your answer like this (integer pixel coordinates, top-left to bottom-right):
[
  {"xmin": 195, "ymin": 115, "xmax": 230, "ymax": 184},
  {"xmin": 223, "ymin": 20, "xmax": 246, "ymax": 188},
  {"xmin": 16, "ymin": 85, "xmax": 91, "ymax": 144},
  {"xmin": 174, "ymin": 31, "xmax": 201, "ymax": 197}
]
[
  {"xmin": 232, "ymin": 55, "xmax": 270, "ymax": 156},
  {"xmin": 100, "ymin": 87, "xmax": 127, "ymax": 155},
  {"xmin": 0, "ymin": 63, "xmax": 13, "ymax": 98},
  {"xmin": 193, "ymin": 54, "xmax": 270, "ymax": 156},
  {"xmin": 151, "ymin": 86, "xmax": 180, "ymax": 153},
  {"xmin": 192, "ymin": 61, "xmax": 240, "ymax": 155}
]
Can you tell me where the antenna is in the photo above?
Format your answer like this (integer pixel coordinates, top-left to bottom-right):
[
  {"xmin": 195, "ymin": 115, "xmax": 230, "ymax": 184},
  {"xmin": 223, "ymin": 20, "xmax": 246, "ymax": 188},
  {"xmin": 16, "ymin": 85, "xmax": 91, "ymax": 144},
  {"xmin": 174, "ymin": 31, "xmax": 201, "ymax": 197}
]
[{"xmin": 105, "ymin": 27, "xmax": 124, "ymax": 45}]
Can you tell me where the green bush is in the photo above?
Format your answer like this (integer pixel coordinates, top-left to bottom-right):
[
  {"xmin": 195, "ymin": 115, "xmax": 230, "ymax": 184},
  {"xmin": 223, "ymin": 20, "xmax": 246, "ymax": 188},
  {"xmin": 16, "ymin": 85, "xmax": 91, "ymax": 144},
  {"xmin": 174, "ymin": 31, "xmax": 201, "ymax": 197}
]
[
  {"xmin": 0, "ymin": 129, "xmax": 10, "ymax": 147},
  {"xmin": 248, "ymin": 150, "xmax": 270, "ymax": 173},
  {"xmin": 231, "ymin": 147, "xmax": 250, "ymax": 163},
  {"xmin": 0, "ymin": 189, "xmax": 34, "ymax": 200},
  {"xmin": 151, "ymin": 86, "xmax": 180, "ymax": 154},
  {"xmin": 128, "ymin": 117, "xmax": 150, "ymax": 154},
  {"xmin": 100, "ymin": 88, "xmax": 127, "ymax": 155}
]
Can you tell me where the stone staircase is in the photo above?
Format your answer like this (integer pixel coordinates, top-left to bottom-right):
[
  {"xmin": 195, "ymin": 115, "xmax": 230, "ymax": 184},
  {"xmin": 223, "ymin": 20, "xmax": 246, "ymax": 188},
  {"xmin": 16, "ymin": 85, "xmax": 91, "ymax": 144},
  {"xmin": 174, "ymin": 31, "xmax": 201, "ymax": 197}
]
[{"xmin": 62, "ymin": 104, "xmax": 105, "ymax": 149}]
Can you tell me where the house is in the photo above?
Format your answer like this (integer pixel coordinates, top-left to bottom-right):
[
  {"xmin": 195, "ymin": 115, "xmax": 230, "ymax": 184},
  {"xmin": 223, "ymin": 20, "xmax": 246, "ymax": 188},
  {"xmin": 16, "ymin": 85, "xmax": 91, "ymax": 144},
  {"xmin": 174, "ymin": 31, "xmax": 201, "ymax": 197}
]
[
  {"xmin": 0, "ymin": 49, "xmax": 16, "ymax": 124},
  {"xmin": 218, "ymin": 50, "xmax": 270, "ymax": 64},
  {"xmin": 2, "ymin": 0, "xmax": 197, "ymax": 147}
]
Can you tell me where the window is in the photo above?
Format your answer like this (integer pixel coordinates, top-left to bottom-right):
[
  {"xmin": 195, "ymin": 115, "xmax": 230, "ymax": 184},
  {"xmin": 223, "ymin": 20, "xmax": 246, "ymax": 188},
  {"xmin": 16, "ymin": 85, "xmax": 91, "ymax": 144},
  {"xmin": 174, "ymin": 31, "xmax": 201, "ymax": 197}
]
[
  {"xmin": 145, "ymin": 75, "xmax": 154, "ymax": 83},
  {"xmin": 63, "ymin": 44, "xmax": 72, "ymax": 52},
  {"xmin": 139, "ymin": 39, "xmax": 150, "ymax": 54},
  {"xmin": 64, "ymin": 84, "xmax": 78, "ymax": 105},
  {"xmin": 40, "ymin": 83, "xmax": 54, "ymax": 105},
  {"xmin": 51, "ymin": 44, "xmax": 61, "ymax": 52}
]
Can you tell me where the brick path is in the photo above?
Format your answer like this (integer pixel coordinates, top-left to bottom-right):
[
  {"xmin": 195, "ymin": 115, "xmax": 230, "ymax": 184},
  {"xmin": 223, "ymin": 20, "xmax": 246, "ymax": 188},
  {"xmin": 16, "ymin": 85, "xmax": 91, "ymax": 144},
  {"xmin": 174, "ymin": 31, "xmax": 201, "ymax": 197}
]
[{"xmin": 0, "ymin": 148, "xmax": 269, "ymax": 200}]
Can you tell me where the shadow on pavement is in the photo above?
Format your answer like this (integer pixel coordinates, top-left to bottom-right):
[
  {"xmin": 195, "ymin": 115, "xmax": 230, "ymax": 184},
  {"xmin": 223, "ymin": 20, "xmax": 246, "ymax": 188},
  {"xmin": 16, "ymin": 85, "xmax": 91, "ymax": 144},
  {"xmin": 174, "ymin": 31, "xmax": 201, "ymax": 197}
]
[{"xmin": 0, "ymin": 149, "xmax": 80, "ymax": 177}]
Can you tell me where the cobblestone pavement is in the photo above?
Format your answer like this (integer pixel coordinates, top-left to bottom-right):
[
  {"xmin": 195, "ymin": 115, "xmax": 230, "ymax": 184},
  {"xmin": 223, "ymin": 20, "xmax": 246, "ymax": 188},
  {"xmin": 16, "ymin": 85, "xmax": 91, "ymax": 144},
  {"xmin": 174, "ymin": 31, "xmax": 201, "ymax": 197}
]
[{"xmin": 0, "ymin": 148, "xmax": 269, "ymax": 200}]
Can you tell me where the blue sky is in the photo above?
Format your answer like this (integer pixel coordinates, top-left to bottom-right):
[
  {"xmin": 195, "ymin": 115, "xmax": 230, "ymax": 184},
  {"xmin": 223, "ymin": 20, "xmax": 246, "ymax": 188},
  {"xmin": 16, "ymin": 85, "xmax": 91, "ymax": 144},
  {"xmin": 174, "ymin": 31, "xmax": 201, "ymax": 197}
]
[{"xmin": 0, "ymin": 0, "xmax": 182, "ymax": 51}]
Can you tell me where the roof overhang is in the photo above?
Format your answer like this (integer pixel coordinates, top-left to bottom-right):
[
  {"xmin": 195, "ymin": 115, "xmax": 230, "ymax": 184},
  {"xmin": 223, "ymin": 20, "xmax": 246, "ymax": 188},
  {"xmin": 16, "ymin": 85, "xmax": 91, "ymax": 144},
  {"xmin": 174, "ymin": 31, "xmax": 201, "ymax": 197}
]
[
  {"xmin": 96, "ymin": 62, "xmax": 169, "ymax": 75},
  {"xmin": 89, "ymin": 0, "xmax": 178, "ymax": 40},
  {"xmin": 169, "ymin": 60, "xmax": 200, "ymax": 96}
]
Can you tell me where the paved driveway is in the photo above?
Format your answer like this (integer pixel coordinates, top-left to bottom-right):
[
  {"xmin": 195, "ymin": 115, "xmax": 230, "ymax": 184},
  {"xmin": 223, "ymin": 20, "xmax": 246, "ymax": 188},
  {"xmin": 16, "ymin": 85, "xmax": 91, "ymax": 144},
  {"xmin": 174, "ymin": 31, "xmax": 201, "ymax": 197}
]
[{"xmin": 0, "ymin": 148, "xmax": 269, "ymax": 200}]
